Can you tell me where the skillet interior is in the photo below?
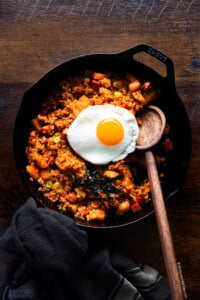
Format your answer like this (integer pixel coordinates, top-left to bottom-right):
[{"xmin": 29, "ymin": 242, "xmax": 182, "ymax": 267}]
[{"xmin": 13, "ymin": 47, "xmax": 191, "ymax": 228}]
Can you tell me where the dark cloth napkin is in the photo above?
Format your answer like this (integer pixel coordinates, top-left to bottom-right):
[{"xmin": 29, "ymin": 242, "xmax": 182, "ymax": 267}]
[{"xmin": 0, "ymin": 198, "xmax": 171, "ymax": 300}]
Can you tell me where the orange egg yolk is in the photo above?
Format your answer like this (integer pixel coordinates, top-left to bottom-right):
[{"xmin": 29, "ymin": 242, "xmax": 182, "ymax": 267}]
[{"xmin": 96, "ymin": 118, "xmax": 124, "ymax": 146}]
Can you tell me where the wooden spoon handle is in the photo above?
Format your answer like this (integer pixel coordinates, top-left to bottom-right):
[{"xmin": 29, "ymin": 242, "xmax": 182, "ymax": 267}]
[{"xmin": 145, "ymin": 150, "xmax": 185, "ymax": 300}]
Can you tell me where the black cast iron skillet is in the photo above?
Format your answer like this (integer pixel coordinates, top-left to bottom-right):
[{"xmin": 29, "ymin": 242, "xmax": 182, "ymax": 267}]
[{"xmin": 13, "ymin": 44, "xmax": 191, "ymax": 229}]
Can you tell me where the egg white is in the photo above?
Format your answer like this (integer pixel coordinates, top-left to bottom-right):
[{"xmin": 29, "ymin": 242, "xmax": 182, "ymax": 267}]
[{"xmin": 67, "ymin": 105, "xmax": 139, "ymax": 165}]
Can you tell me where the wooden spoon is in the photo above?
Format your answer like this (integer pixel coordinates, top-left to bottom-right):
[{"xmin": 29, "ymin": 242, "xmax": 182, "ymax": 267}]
[{"xmin": 136, "ymin": 105, "xmax": 185, "ymax": 300}]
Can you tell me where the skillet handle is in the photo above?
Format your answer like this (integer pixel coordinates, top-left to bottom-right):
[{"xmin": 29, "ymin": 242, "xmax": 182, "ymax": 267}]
[{"xmin": 119, "ymin": 44, "xmax": 175, "ymax": 85}]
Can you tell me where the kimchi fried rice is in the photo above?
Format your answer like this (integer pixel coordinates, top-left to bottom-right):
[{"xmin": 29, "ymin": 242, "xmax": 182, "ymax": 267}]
[{"xmin": 26, "ymin": 71, "xmax": 173, "ymax": 222}]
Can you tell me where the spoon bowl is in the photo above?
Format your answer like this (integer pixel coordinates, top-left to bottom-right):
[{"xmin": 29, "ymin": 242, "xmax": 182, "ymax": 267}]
[{"xmin": 136, "ymin": 105, "xmax": 166, "ymax": 150}]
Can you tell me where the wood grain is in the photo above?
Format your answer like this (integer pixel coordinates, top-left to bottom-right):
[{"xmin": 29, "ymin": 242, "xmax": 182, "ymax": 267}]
[{"xmin": 0, "ymin": 0, "xmax": 200, "ymax": 299}]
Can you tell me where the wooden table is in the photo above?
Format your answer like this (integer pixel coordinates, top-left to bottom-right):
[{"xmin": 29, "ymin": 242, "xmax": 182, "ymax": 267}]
[{"xmin": 0, "ymin": 1, "xmax": 200, "ymax": 299}]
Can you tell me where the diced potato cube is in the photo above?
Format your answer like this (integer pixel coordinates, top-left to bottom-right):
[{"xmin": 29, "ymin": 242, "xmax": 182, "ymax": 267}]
[
  {"xmin": 34, "ymin": 154, "xmax": 49, "ymax": 169},
  {"xmin": 100, "ymin": 78, "xmax": 111, "ymax": 88},
  {"xmin": 74, "ymin": 187, "xmax": 86, "ymax": 200},
  {"xmin": 128, "ymin": 80, "xmax": 141, "ymax": 92},
  {"xmin": 93, "ymin": 72, "xmax": 105, "ymax": 80},
  {"xmin": 117, "ymin": 201, "xmax": 130, "ymax": 216},
  {"xmin": 132, "ymin": 91, "xmax": 147, "ymax": 104},
  {"xmin": 103, "ymin": 170, "xmax": 119, "ymax": 178},
  {"xmin": 26, "ymin": 165, "xmax": 39, "ymax": 180},
  {"xmin": 66, "ymin": 193, "xmax": 77, "ymax": 203},
  {"xmin": 40, "ymin": 169, "xmax": 51, "ymax": 180},
  {"xmin": 86, "ymin": 209, "xmax": 106, "ymax": 221}
]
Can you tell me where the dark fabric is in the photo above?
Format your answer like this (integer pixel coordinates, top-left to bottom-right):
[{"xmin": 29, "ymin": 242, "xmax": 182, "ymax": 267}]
[{"xmin": 0, "ymin": 198, "xmax": 171, "ymax": 300}]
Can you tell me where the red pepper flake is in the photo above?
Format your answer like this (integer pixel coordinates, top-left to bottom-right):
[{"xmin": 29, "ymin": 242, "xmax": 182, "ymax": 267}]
[
  {"xmin": 131, "ymin": 203, "xmax": 142, "ymax": 213},
  {"xmin": 91, "ymin": 99, "xmax": 95, "ymax": 105},
  {"xmin": 162, "ymin": 138, "xmax": 174, "ymax": 152},
  {"xmin": 123, "ymin": 104, "xmax": 129, "ymax": 110},
  {"xmin": 137, "ymin": 195, "xmax": 144, "ymax": 204},
  {"xmin": 92, "ymin": 80, "xmax": 101, "ymax": 90}
]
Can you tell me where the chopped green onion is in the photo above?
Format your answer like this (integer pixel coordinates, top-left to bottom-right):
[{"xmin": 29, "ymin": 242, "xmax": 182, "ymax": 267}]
[
  {"xmin": 53, "ymin": 182, "xmax": 63, "ymax": 190},
  {"xmin": 45, "ymin": 181, "xmax": 53, "ymax": 189},
  {"xmin": 57, "ymin": 204, "xmax": 64, "ymax": 211},
  {"xmin": 71, "ymin": 174, "xmax": 75, "ymax": 181},
  {"xmin": 114, "ymin": 91, "xmax": 122, "ymax": 98},
  {"xmin": 54, "ymin": 136, "xmax": 61, "ymax": 143}
]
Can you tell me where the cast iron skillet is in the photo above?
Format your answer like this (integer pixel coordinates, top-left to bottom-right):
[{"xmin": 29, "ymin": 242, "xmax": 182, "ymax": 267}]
[{"xmin": 13, "ymin": 44, "xmax": 191, "ymax": 229}]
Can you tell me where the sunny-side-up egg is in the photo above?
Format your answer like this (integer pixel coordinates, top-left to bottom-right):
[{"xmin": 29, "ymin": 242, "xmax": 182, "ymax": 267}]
[{"xmin": 67, "ymin": 105, "xmax": 139, "ymax": 165}]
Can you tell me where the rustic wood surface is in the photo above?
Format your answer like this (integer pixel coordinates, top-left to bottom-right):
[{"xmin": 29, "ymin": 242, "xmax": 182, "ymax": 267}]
[{"xmin": 0, "ymin": 1, "xmax": 200, "ymax": 299}]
